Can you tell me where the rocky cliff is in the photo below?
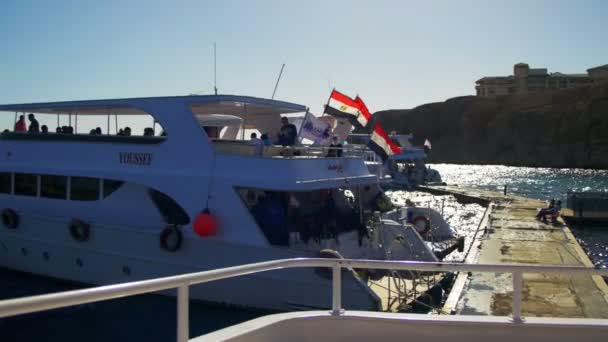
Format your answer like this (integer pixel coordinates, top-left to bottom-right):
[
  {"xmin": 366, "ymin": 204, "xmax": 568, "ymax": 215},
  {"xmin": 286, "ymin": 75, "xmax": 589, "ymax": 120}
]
[{"xmin": 374, "ymin": 82, "xmax": 608, "ymax": 169}]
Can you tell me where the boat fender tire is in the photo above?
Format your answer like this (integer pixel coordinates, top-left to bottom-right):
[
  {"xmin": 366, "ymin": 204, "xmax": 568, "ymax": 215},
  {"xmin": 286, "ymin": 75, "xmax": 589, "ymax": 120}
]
[
  {"xmin": 1, "ymin": 208, "xmax": 19, "ymax": 229},
  {"xmin": 160, "ymin": 226, "xmax": 182, "ymax": 252},
  {"xmin": 69, "ymin": 219, "xmax": 91, "ymax": 242},
  {"xmin": 412, "ymin": 216, "xmax": 431, "ymax": 236}
]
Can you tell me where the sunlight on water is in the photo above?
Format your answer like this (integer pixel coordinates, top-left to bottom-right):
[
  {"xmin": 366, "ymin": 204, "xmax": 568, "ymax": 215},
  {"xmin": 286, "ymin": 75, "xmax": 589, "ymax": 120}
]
[
  {"xmin": 387, "ymin": 191, "xmax": 485, "ymax": 262},
  {"xmin": 429, "ymin": 164, "xmax": 608, "ymax": 268},
  {"xmin": 430, "ymin": 164, "xmax": 608, "ymax": 202}
]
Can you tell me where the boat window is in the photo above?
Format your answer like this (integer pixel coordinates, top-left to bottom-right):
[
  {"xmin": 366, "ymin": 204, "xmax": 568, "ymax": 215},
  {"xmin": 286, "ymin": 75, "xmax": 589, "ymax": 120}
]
[
  {"xmin": 103, "ymin": 179, "xmax": 124, "ymax": 198},
  {"xmin": 148, "ymin": 189, "xmax": 190, "ymax": 225},
  {"xmin": 0, "ymin": 110, "xmax": 167, "ymax": 144},
  {"xmin": 236, "ymin": 187, "xmax": 367, "ymax": 246},
  {"xmin": 70, "ymin": 177, "xmax": 100, "ymax": 201},
  {"xmin": 14, "ymin": 173, "xmax": 37, "ymax": 197},
  {"xmin": 0, "ymin": 172, "xmax": 11, "ymax": 194},
  {"xmin": 41, "ymin": 175, "xmax": 67, "ymax": 199}
]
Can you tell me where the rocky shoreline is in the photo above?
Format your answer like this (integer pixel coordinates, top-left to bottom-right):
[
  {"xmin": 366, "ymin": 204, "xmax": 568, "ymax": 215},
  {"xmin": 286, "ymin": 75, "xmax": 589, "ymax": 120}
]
[{"xmin": 374, "ymin": 82, "xmax": 608, "ymax": 169}]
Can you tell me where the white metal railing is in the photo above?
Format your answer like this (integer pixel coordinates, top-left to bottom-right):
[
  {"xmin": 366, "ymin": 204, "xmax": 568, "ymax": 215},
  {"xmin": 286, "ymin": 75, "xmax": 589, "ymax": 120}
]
[
  {"xmin": 213, "ymin": 140, "xmax": 373, "ymax": 160},
  {"xmin": 1, "ymin": 258, "xmax": 607, "ymax": 342}
]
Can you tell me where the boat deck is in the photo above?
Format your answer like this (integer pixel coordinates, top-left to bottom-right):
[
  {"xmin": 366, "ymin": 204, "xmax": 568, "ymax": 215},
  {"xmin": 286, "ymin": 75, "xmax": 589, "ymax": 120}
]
[{"xmin": 419, "ymin": 185, "xmax": 608, "ymax": 318}]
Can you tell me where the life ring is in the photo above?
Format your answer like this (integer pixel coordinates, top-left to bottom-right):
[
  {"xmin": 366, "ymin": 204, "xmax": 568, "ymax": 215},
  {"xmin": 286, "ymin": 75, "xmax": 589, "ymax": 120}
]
[
  {"xmin": 412, "ymin": 216, "xmax": 431, "ymax": 236},
  {"xmin": 69, "ymin": 219, "xmax": 90, "ymax": 242},
  {"xmin": 1, "ymin": 208, "xmax": 19, "ymax": 229},
  {"xmin": 160, "ymin": 226, "xmax": 182, "ymax": 252}
]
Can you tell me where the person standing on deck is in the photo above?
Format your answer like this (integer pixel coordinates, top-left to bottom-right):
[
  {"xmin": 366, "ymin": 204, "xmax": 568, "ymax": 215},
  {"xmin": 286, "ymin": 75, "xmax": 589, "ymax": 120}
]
[
  {"xmin": 278, "ymin": 117, "xmax": 297, "ymax": 146},
  {"xmin": 261, "ymin": 133, "xmax": 272, "ymax": 146},
  {"xmin": 326, "ymin": 136, "xmax": 343, "ymax": 157},
  {"xmin": 27, "ymin": 113, "xmax": 39, "ymax": 133},
  {"xmin": 249, "ymin": 132, "xmax": 264, "ymax": 156},
  {"xmin": 14, "ymin": 115, "xmax": 26, "ymax": 132}
]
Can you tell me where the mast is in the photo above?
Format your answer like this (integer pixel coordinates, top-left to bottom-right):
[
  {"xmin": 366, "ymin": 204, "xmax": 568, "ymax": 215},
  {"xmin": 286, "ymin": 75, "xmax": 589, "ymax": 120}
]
[
  {"xmin": 214, "ymin": 42, "xmax": 218, "ymax": 95},
  {"xmin": 271, "ymin": 64, "xmax": 285, "ymax": 99}
]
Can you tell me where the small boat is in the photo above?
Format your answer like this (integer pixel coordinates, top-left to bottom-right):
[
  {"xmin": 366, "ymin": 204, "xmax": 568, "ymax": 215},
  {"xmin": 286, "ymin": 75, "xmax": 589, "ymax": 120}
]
[
  {"xmin": 345, "ymin": 133, "xmax": 442, "ymax": 189},
  {"xmin": 0, "ymin": 94, "xmax": 460, "ymax": 311}
]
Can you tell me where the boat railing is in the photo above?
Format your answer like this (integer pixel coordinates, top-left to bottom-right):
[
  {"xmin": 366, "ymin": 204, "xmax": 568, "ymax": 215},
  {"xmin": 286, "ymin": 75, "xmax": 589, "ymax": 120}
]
[
  {"xmin": 1, "ymin": 258, "xmax": 607, "ymax": 342},
  {"xmin": 213, "ymin": 140, "xmax": 374, "ymax": 160}
]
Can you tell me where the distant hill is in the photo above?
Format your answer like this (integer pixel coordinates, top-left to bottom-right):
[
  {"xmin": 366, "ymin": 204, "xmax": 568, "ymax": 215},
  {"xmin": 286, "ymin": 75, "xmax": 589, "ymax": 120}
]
[{"xmin": 374, "ymin": 82, "xmax": 608, "ymax": 169}]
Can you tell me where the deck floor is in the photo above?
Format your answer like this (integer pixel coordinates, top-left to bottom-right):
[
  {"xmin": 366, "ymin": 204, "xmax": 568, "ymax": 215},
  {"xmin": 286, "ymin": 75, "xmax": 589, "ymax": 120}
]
[{"xmin": 420, "ymin": 185, "xmax": 608, "ymax": 318}]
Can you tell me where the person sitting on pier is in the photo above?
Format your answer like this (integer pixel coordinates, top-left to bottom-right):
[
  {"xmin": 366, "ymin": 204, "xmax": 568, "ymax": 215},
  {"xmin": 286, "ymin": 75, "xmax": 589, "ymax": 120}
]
[{"xmin": 536, "ymin": 199, "xmax": 561, "ymax": 223}]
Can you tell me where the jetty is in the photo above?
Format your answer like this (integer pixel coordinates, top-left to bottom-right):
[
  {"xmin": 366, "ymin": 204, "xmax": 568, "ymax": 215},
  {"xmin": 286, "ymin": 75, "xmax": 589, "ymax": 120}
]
[{"xmin": 419, "ymin": 185, "xmax": 608, "ymax": 318}]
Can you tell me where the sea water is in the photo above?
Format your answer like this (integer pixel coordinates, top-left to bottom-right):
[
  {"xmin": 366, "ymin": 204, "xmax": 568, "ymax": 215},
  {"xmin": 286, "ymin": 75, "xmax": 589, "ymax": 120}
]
[
  {"xmin": 1, "ymin": 164, "xmax": 607, "ymax": 341},
  {"xmin": 428, "ymin": 164, "xmax": 608, "ymax": 268}
]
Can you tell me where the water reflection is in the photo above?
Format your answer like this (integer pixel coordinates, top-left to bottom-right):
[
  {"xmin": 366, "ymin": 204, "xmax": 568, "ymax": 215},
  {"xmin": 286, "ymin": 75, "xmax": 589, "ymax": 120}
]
[
  {"xmin": 430, "ymin": 164, "xmax": 608, "ymax": 202},
  {"xmin": 429, "ymin": 164, "xmax": 608, "ymax": 268}
]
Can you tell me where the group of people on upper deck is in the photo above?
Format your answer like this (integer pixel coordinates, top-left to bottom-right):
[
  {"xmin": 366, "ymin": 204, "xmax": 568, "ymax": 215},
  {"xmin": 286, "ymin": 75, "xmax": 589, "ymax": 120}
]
[
  {"xmin": 248, "ymin": 117, "xmax": 344, "ymax": 157},
  {"xmin": 5, "ymin": 113, "xmax": 162, "ymax": 138},
  {"xmin": 13, "ymin": 113, "xmax": 39, "ymax": 133}
]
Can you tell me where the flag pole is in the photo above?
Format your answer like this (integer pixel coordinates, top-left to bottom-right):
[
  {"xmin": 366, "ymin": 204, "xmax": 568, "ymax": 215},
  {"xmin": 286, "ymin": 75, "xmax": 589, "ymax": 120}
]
[
  {"xmin": 296, "ymin": 107, "xmax": 310, "ymax": 144},
  {"xmin": 322, "ymin": 87, "xmax": 335, "ymax": 117},
  {"xmin": 214, "ymin": 42, "xmax": 218, "ymax": 95}
]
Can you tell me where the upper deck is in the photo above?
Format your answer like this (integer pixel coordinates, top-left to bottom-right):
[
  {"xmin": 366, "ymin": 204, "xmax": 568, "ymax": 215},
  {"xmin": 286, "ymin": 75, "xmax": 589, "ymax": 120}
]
[{"xmin": 0, "ymin": 95, "xmax": 378, "ymax": 189}]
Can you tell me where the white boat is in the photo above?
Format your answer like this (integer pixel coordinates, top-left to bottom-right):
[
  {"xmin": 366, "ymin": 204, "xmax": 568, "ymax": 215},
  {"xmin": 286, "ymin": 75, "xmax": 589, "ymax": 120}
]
[
  {"xmin": 346, "ymin": 133, "xmax": 442, "ymax": 189},
  {"xmin": 0, "ymin": 94, "xmax": 460, "ymax": 311}
]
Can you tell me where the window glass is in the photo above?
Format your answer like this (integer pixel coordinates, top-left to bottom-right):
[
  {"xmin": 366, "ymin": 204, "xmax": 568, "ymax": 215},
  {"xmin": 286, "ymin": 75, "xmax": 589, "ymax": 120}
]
[
  {"xmin": 14, "ymin": 173, "xmax": 37, "ymax": 196},
  {"xmin": 0, "ymin": 172, "xmax": 11, "ymax": 194},
  {"xmin": 103, "ymin": 179, "xmax": 124, "ymax": 198},
  {"xmin": 70, "ymin": 177, "xmax": 99, "ymax": 201},
  {"xmin": 148, "ymin": 189, "xmax": 190, "ymax": 225},
  {"xmin": 41, "ymin": 175, "xmax": 67, "ymax": 199}
]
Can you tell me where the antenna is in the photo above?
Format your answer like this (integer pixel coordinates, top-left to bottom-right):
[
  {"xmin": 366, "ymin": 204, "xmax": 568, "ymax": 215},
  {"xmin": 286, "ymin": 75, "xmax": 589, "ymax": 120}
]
[
  {"xmin": 214, "ymin": 42, "xmax": 218, "ymax": 95},
  {"xmin": 271, "ymin": 63, "xmax": 285, "ymax": 99}
]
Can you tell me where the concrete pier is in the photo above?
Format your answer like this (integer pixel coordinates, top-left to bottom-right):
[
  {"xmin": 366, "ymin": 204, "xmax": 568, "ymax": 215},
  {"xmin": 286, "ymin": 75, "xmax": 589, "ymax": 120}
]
[{"xmin": 419, "ymin": 185, "xmax": 608, "ymax": 318}]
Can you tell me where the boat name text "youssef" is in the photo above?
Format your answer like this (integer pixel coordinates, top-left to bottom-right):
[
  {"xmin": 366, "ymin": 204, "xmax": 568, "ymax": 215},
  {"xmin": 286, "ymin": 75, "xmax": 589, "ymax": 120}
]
[{"xmin": 119, "ymin": 152, "xmax": 152, "ymax": 166}]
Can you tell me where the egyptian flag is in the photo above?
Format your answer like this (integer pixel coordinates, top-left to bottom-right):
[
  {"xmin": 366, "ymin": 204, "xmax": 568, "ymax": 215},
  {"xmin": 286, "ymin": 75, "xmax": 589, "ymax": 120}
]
[
  {"xmin": 324, "ymin": 90, "xmax": 370, "ymax": 128},
  {"xmin": 354, "ymin": 95, "xmax": 372, "ymax": 127},
  {"xmin": 368, "ymin": 123, "xmax": 402, "ymax": 162}
]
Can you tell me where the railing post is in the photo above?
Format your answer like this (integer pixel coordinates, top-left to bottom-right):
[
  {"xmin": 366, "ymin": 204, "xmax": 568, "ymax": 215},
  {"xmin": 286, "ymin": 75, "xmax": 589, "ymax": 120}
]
[
  {"xmin": 177, "ymin": 285, "xmax": 189, "ymax": 342},
  {"xmin": 332, "ymin": 261, "xmax": 343, "ymax": 316},
  {"xmin": 512, "ymin": 271, "xmax": 523, "ymax": 323}
]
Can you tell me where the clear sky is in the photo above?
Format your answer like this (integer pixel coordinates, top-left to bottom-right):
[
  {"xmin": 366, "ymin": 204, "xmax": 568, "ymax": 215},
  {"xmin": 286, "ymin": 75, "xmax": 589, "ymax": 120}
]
[{"xmin": 1, "ymin": 0, "xmax": 607, "ymax": 132}]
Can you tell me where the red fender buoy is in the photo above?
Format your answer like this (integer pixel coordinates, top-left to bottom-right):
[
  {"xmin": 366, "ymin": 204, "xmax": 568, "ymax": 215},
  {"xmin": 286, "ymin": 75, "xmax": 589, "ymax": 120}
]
[{"xmin": 193, "ymin": 209, "xmax": 218, "ymax": 237}]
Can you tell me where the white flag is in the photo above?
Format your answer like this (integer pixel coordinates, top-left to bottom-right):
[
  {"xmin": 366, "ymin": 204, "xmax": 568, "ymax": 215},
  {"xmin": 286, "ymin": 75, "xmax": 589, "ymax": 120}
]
[
  {"xmin": 424, "ymin": 139, "xmax": 432, "ymax": 150},
  {"xmin": 331, "ymin": 118, "xmax": 352, "ymax": 144},
  {"xmin": 299, "ymin": 112, "xmax": 332, "ymax": 144}
]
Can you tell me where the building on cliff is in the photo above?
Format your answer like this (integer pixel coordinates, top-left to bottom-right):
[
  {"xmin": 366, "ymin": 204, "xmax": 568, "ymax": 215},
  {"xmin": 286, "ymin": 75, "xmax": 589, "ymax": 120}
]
[{"xmin": 475, "ymin": 63, "xmax": 607, "ymax": 97}]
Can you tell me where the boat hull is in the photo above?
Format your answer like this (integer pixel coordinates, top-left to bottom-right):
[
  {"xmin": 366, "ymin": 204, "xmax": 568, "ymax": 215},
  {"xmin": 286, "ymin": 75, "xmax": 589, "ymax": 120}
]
[{"xmin": 0, "ymin": 218, "xmax": 380, "ymax": 312}]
